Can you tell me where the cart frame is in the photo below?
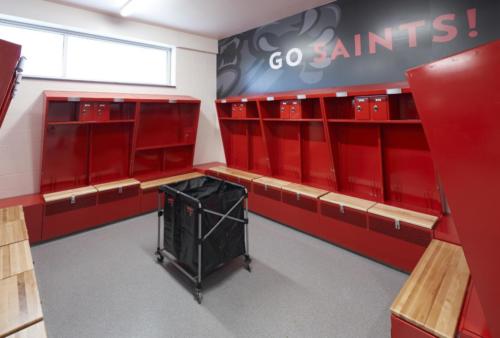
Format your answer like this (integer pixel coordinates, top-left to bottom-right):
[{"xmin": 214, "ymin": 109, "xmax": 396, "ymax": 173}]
[{"xmin": 154, "ymin": 177, "xmax": 251, "ymax": 304}]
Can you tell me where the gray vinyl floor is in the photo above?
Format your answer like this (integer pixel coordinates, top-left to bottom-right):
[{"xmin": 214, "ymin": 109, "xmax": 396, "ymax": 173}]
[{"xmin": 31, "ymin": 212, "xmax": 407, "ymax": 338}]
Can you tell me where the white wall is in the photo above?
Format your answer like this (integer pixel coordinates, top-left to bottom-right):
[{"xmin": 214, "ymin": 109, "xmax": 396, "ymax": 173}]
[{"xmin": 0, "ymin": 0, "xmax": 225, "ymax": 199}]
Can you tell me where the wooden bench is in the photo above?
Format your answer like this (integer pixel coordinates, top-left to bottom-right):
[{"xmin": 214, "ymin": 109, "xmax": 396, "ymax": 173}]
[
  {"xmin": 282, "ymin": 183, "xmax": 328, "ymax": 199},
  {"xmin": 368, "ymin": 203, "xmax": 438, "ymax": 230},
  {"xmin": 208, "ymin": 166, "xmax": 263, "ymax": 182},
  {"xmin": 391, "ymin": 239, "xmax": 470, "ymax": 338},
  {"xmin": 93, "ymin": 178, "xmax": 140, "ymax": 193},
  {"xmin": 0, "ymin": 206, "xmax": 45, "ymax": 337},
  {"xmin": 0, "ymin": 241, "xmax": 33, "ymax": 280},
  {"xmin": 43, "ymin": 186, "xmax": 97, "ymax": 204},
  {"xmin": 253, "ymin": 177, "xmax": 290, "ymax": 190},
  {"xmin": 140, "ymin": 172, "xmax": 204, "ymax": 191},
  {"xmin": 320, "ymin": 192, "xmax": 376, "ymax": 212}
]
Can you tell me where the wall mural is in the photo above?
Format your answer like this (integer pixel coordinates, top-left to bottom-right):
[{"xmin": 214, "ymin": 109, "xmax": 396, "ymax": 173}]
[{"xmin": 217, "ymin": 0, "xmax": 500, "ymax": 98}]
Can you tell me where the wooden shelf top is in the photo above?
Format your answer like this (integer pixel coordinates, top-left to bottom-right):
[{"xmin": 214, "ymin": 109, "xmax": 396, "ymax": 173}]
[
  {"xmin": 0, "ymin": 219, "xmax": 28, "ymax": 248},
  {"xmin": 94, "ymin": 179, "xmax": 140, "ymax": 192},
  {"xmin": 320, "ymin": 192, "xmax": 376, "ymax": 212},
  {"xmin": 0, "ymin": 206, "xmax": 25, "ymax": 225},
  {"xmin": 253, "ymin": 177, "xmax": 291, "ymax": 189},
  {"xmin": 0, "ymin": 270, "xmax": 43, "ymax": 337},
  {"xmin": 282, "ymin": 183, "xmax": 328, "ymax": 199},
  {"xmin": 8, "ymin": 320, "xmax": 47, "ymax": 338},
  {"xmin": 140, "ymin": 172, "xmax": 204, "ymax": 190},
  {"xmin": 209, "ymin": 166, "xmax": 263, "ymax": 181},
  {"xmin": 0, "ymin": 241, "xmax": 33, "ymax": 280},
  {"xmin": 44, "ymin": 90, "xmax": 200, "ymax": 103},
  {"xmin": 368, "ymin": 203, "xmax": 438, "ymax": 230},
  {"xmin": 43, "ymin": 186, "xmax": 97, "ymax": 203},
  {"xmin": 391, "ymin": 240, "xmax": 470, "ymax": 338}
]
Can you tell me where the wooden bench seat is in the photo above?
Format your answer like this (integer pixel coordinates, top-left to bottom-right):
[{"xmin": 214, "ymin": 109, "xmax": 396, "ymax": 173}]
[
  {"xmin": 253, "ymin": 177, "xmax": 291, "ymax": 190},
  {"xmin": 0, "ymin": 241, "xmax": 33, "ymax": 280},
  {"xmin": 140, "ymin": 172, "xmax": 204, "ymax": 191},
  {"xmin": 368, "ymin": 203, "xmax": 438, "ymax": 230},
  {"xmin": 0, "ymin": 270, "xmax": 43, "ymax": 338},
  {"xmin": 282, "ymin": 183, "xmax": 328, "ymax": 199},
  {"xmin": 391, "ymin": 239, "xmax": 470, "ymax": 338},
  {"xmin": 320, "ymin": 192, "xmax": 376, "ymax": 212},
  {"xmin": 0, "ymin": 218, "xmax": 28, "ymax": 248},
  {"xmin": 0, "ymin": 206, "xmax": 24, "ymax": 225},
  {"xmin": 43, "ymin": 186, "xmax": 97, "ymax": 203},
  {"xmin": 94, "ymin": 178, "xmax": 140, "ymax": 192},
  {"xmin": 208, "ymin": 166, "xmax": 263, "ymax": 181},
  {"xmin": 7, "ymin": 320, "xmax": 47, "ymax": 338}
]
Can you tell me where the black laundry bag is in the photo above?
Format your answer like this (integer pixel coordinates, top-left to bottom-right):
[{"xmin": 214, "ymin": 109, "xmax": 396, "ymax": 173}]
[{"xmin": 160, "ymin": 176, "xmax": 246, "ymax": 277}]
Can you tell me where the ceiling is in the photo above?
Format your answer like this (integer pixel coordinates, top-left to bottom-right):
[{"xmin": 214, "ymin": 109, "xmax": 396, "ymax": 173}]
[{"xmin": 48, "ymin": 0, "xmax": 334, "ymax": 39}]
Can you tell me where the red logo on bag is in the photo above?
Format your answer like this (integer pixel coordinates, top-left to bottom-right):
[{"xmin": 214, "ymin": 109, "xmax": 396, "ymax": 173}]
[
  {"xmin": 167, "ymin": 197, "xmax": 174, "ymax": 206},
  {"xmin": 186, "ymin": 206, "xmax": 194, "ymax": 216}
]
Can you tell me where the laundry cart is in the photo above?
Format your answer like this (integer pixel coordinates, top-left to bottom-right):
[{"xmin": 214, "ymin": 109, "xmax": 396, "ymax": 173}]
[{"xmin": 155, "ymin": 176, "xmax": 251, "ymax": 303}]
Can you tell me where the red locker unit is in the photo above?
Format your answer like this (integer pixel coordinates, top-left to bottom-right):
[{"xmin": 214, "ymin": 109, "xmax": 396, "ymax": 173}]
[
  {"xmin": 354, "ymin": 97, "xmax": 370, "ymax": 120},
  {"xmin": 40, "ymin": 91, "xmax": 201, "ymax": 240},
  {"xmin": 370, "ymin": 95, "xmax": 389, "ymax": 120},
  {"xmin": 280, "ymin": 101, "xmax": 290, "ymax": 119},
  {"xmin": 289, "ymin": 100, "xmax": 302, "ymax": 119},
  {"xmin": 0, "ymin": 39, "xmax": 23, "ymax": 129}
]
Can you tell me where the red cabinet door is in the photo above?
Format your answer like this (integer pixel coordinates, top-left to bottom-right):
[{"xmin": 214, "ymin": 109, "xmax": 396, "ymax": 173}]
[
  {"xmin": 320, "ymin": 202, "xmax": 367, "ymax": 229},
  {"xmin": 369, "ymin": 214, "xmax": 432, "ymax": 247},
  {"xmin": 370, "ymin": 95, "xmax": 389, "ymax": 120},
  {"xmin": 354, "ymin": 97, "xmax": 370, "ymax": 120},
  {"xmin": 0, "ymin": 39, "xmax": 22, "ymax": 129}
]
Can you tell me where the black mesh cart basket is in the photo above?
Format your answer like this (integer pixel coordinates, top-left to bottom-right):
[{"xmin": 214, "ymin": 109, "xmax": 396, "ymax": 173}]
[{"xmin": 155, "ymin": 176, "xmax": 251, "ymax": 304}]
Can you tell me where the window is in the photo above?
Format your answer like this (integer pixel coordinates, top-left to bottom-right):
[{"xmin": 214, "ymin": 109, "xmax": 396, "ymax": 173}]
[{"xmin": 0, "ymin": 17, "xmax": 174, "ymax": 86}]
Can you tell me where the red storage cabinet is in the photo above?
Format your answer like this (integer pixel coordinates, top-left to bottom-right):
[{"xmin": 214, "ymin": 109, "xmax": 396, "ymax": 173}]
[
  {"xmin": 368, "ymin": 214, "xmax": 432, "ymax": 247},
  {"xmin": 0, "ymin": 39, "xmax": 23, "ymax": 130},
  {"xmin": 78, "ymin": 103, "xmax": 94, "ymax": 121},
  {"xmin": 354, "ymin": 97, "xmax": 370, "ymax": 120},
  {"xmin": 370, "ymin": 95, "xmax": 389, "ymax": 120}
]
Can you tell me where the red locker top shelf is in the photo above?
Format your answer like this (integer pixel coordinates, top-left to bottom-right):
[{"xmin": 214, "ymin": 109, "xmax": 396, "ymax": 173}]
[
  {"xmin": 216, "ymin": 81, "xmax": 411, "ymax": 102},
  {"xmin": 44, "ymin": 91, "xmax": 200, "ymax": 103}
]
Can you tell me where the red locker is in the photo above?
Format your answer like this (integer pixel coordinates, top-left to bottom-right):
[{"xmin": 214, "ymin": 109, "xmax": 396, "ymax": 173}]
[
  {"xmin": 0, "ymin": 39, "xmax": 23, "ymax": 129},
  {"xmin": 231, "ymin": 103, "xmax": 246, "ymax": 118},
  {"xmin": 280, "ymin": 101, "xmax": 290, "ymax": 119},
  {"xmin": 289, "ymin": 100, "xmax": 302, "ymax": 119},
  {"xmin": 354, "ymin": 97, "xmax": 370, "ymax": 120},
  {"xmin": 370, "ymin": 95, "xmax": 389, "ymax": 120}
]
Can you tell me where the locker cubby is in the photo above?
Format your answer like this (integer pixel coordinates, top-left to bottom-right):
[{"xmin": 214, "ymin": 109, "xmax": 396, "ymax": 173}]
[
  {"xmin": 325, "ymin": 97, "xmax": 355, "ymax": 119},
  {"xmin": 41, "ymin": 91, "xmax": 200, "ymax": 193},
  {"xmin": 260, "ymin": 98, "xmax": 322, "ymax": 120}
]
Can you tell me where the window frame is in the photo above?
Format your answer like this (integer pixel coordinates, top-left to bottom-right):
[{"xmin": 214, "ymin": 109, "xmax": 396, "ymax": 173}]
[{"xmin": 0, "ymin": 14, "xmax": 176, "ymax": 87}]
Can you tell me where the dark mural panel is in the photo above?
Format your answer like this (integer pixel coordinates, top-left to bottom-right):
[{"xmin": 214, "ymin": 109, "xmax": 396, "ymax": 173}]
[{"xmin": 217, "ymin": 0, "xmax": 500, "ymax": 98}]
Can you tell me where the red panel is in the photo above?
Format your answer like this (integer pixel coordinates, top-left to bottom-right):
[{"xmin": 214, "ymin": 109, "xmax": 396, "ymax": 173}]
[
  {"xmin": 164, "ymin": 145, "xmax": 194, "ymax": 174},
  {"xmin": 370, "ymin": 95, "xmax": 389, "ymax": 120},
  {"xmin": 248, "ymin": 121, "xmax": 270, "ymax": 175},
  {"xmin": 324, "ymin": 97, "xmax": 354, "ymax": 119},
  {"xmin": 133, "ymin": 149, "xmax": 163, "ymax": 178},
  {"xmin": 459, "ymin": 281, "xmax": 492, "ymax": 338},
  {"xmin": 41, "ymin": 125, "xmax": 89, "ymax": 193},
  {"xmin": 95, "ymin": 186, "xmax": 141, "ymax": 225},
  {"xmin": 43, "ymin": 194, "xmax": 98, "ymax": 240},
  {"xmin": 369, "ymin": 214, "xmax": 432, "ymax": 247},
  {"xmin": 250, "ymin": 183, "xmax": 285, "ymax": 223},
  {"xmin": 391, "ymin": 315, "xmax": 435, "ymax": 338},
  {"xmin": 78, "ymin": 103, "xmax": 95, "ymax": 121},
  {"xmin": 407, "ymin": 40, "xmax": 500, "ymax": 337},
  {"xmin": 0, "ymin": 39, "xmax": 21, "ymax": 129},
  {"xmin": 265, "ymin": 122, "xmax": 301, "ymax": 182},
  {"xmin": 178, "ymin": 103, "xmax": 199, "ymax": 144},
  {"xmin": 301, "ymin": 122, "xmax": 334, "ymax": 190},
  {"xmin": 382, "ymin": 125, "xmax": 441, "ymax": 212},
  {"xmin": 90, "ymin": 124, "xmax": 132, "ymax": 184},
  {"xmin": 110, "ymin": 102, "xmax": 135, "ymax": 120},
  {"xmin": 280, "ymin": 191, "xmax": 321, "ymax": 234},
  {"xmin": 219, "ymin": 120, "xmax": 248, "ymax": 170},
  {"xmin": 47, "ymin": 102, "xmax": 79, "ymax": 122},
  {"xmin": 354, "ymin": 97, "xmax": 370, "ymax": 120},
  {"xmin": 332, "ymin": 125, "xmax": 382, "ymax": 200},
  {"xmin": 433, "ymin": 215, "xmax": 460, "ymax": 245},
  {"xmin": 140, "ymin": 189, "xmax": 164, "ymax": 213},
  {"xmin": 137, "ymin": 103, "xmax": 179, "ymax": 148}
]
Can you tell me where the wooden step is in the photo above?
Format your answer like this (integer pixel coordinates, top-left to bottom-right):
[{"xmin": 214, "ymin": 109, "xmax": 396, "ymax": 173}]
[
  {"xmin": 320, "ymin": 192, "xmax": 376, "ymax": 212},
  {"xmin": 253, "ymin": 177, "xmax": 291, "ymax": 190},
  {"xmin": 391, "ymin": 240, "xmax": 470, "ymax": 338},
  {"xmin": 282, "ymin": 183, "xmax": 328, "ymax": 199},
  {"xmin": 94, "ymin": 178, "xmax": 140, "ymax": 192},
  {"xmin": 43, "ymin": 186, "xmax": 97, "ymax": 203},
  {"xmin": 368, "ymin": 203, "xmax": 438, "ymax": 230}
]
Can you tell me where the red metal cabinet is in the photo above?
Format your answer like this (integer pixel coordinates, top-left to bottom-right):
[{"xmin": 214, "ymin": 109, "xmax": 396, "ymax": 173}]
[
  {"xmin": 251, "ymin": 183, "xmax": 285, "ymax": 222},
  {"xmin": 95, "ymin": 103, "xmax": 110, "ymax": 122},
  {"xmin": 0, "ymin": 39, "xmax": 22, "ymax": 129},
  {"xmin": 140, "ymin": 188, "xmax": 164, "ymax": 213},
  {"xmin": 370, "ymin": 95, "xmax": 389, "ymax": 120},
  {"xmin": 43, "ymin": 193, "xmax": 98, "ymax": 240},
  {"xmin": 95, "ymin": 185, "xmax": 140, "ymax": 225},
  {"xmin": 280, "ymin": 191, "xmax": 320, "ymax": 234},
  {"xmin": 368, "ymin": 214, "xmax": 432, "ymax": 247},
  {"xmin": 280, "ymin": 101, "xmax": 290, "ymax": 119},
  {"xmin": 354, "ymin": 97, "xmax": 370, "ymax": 120},
  {"xmin": 231, "ymin": 103, "xmax": 246, "ymax": 118},
  {"xmin": 320, "ymin": 202, "xmax": 367, "ymax": 229},
  {"xmin": 289, "ymin": 100, "xmax": 302, "ymax": 119},
  {"xmin": 78, "ymin": 103, "xmax": 94, "ymax": 121}
]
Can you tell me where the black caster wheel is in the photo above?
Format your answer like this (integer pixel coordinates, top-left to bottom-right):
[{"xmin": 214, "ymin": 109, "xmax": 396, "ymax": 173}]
[
  {"xmin": 155, "ymin": 252, "xmax": 164, "ymax": 263},
  {"xmin": 245, "ymin": 264, "xmax": 252, "ymax": 273},
  {"xmin": 244, "ymin": 255, "xmax": 252, "ymax": 264},
  {"xmin": 194, "ymin": 289, "xmax": 203, "ymax": 304}
]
